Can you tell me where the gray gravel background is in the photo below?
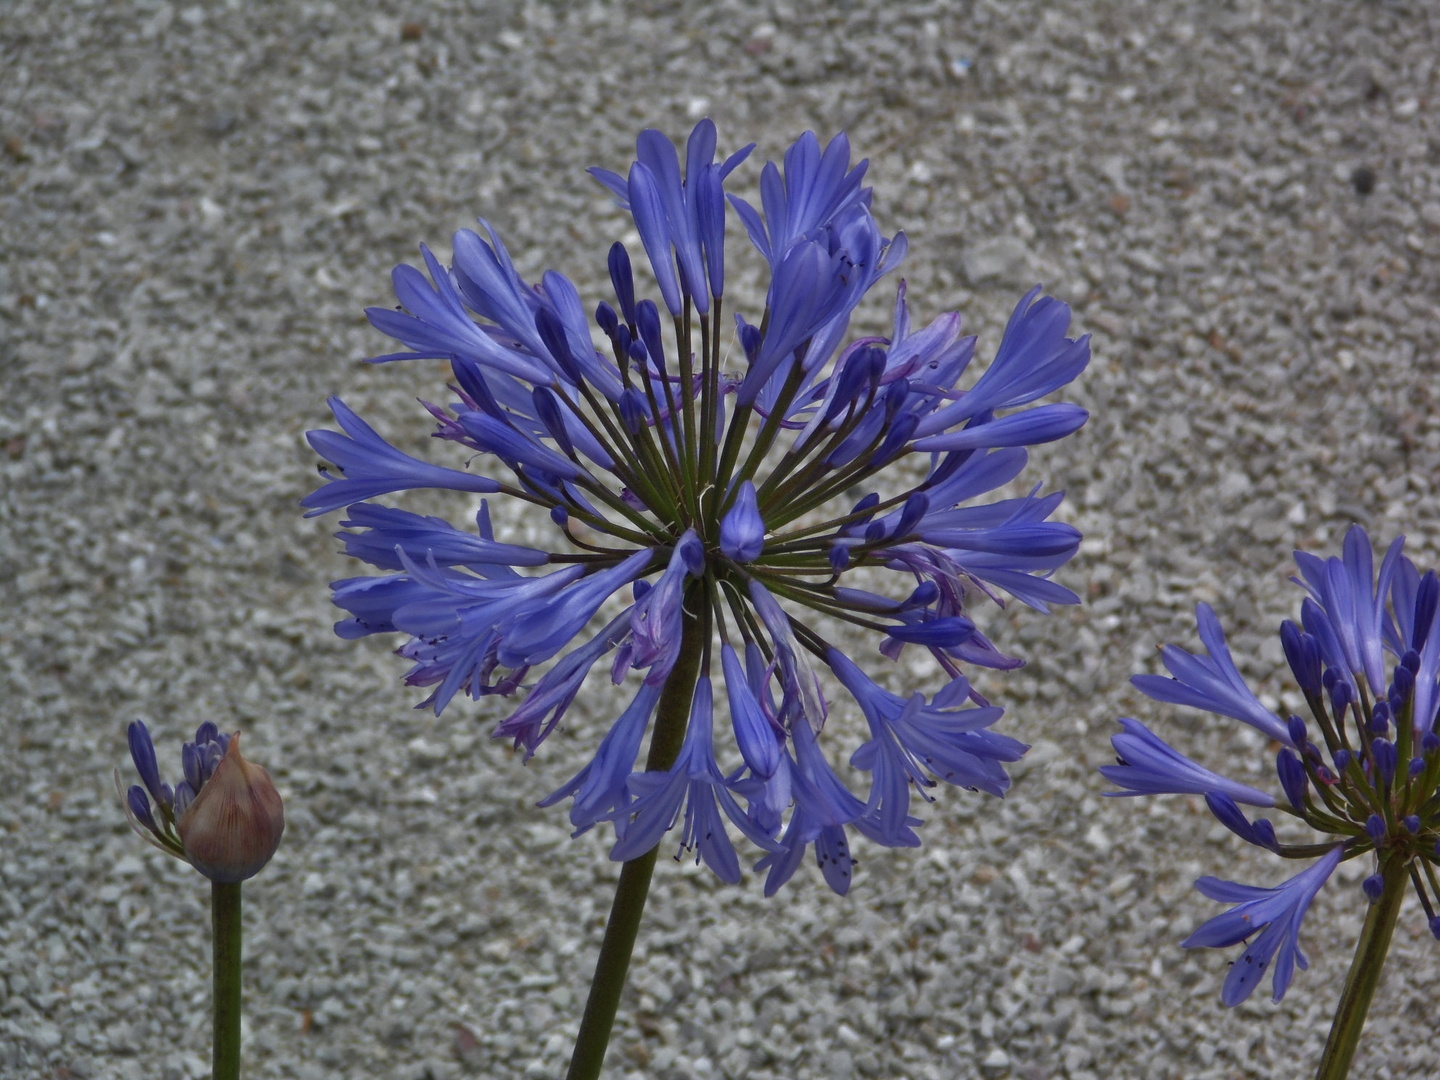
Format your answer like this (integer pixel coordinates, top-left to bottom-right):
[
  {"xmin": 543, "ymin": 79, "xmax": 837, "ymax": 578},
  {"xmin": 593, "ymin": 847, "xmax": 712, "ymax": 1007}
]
[{"xmin": 4, "ymin": 1, "xmax": 1440, "ymax": 1078}]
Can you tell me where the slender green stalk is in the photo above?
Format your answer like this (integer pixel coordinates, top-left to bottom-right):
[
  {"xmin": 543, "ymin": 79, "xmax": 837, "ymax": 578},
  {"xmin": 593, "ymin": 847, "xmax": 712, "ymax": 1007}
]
[
  {"xmin": 211, "ymin": 881, "xmax": 243, "ymax": 1080},
  {"xmin": 1315, "ymin": 855, "xmax": 1407, "ymax": 1080},
  {"xmin": 565, "ymin": 593, "xmax": 706, "ymax": 1080}
]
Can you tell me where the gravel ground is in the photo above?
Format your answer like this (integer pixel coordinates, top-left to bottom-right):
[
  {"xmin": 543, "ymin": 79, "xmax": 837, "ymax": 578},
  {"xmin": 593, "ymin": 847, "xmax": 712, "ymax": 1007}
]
[{"xmin": 4, "ymin": 1, "xmax": 1440, "ymax": 1078}]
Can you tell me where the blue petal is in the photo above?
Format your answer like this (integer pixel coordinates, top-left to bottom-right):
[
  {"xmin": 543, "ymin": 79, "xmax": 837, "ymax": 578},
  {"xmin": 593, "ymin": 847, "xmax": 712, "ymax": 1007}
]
[
  {"xmin": 542, "ymin": 683, "xmax": 663, "ymax": 836},
  {"xmin": 498, "ymin": 550, "xmax": 652, "ymax": 667},
  {"xmin": 814, "ymin": 825, "xmax": 857, "ymax": 895},
  {"xmin": 303, "ymin": 398, "xmax": 501, "ymax": 516},
  {"xmin": 915, "ymin": 289, "xmax": 1089, "ymax": 436},
  {"xmin": 912, "ymin": 403, "xmax": 1089, "ymax": 452},
  {"xmin": 365, "ymin": 245, "xmax": 554, "ymax": 383},
  {"xmin": 1099, "ymin": 718, "xmax": 1277, "ymax": 806},
  {"xmin": 494, "ymin": 611, "xmax": 632, "ymax": 757},
  {"xmin": 1131, "ymin": 603, "xmax": 1290, "ymax": 745},
  {"xmin": 338, "ymin": 503, "xmax": 548, "ymax": 573},
  {"xmin": 1182, "ymin": 846, "xmax": 1343, "ymax": 1005}
]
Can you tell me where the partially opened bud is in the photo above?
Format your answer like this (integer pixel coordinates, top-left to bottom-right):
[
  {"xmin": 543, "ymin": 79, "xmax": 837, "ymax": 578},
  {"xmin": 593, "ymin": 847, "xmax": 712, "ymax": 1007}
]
[{"xmin": 177, "ymin": 735, "xmax": 285, "ymax": 883}]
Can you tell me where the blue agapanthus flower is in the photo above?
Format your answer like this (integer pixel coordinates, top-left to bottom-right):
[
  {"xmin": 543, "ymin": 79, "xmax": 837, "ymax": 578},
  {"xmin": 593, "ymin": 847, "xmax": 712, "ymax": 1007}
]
[
  {"xmin": 306, "ymin": 122, "xmax": 1089, "ymax": 894},
  {"xmin": 1106, "ymin": 525, "xmax": 1440, "ymax": 1003}
]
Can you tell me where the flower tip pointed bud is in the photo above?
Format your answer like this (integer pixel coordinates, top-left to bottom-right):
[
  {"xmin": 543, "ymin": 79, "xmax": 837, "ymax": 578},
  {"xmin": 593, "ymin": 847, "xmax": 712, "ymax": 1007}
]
[
  {"xmin": 177, "ymin": 735, "xmax": 285, "ymax": 883},
  {"xmin": 594, "ymin": 301, "xmax": 619, "ymax": 340},
  {"xmin": 1253, "ymin": 818, "xmax": 1277, "ymax": 850},
  {"xmin": 618, "ymin": 387, "xmax": 647, "ymax": 434},
  {"xmin": 1328, "ymin": 678, "xmax": 1353, "ymax": 716},
  {"xmin": 1281, "ymin": 622, "xmax": 1322, "ymax": 697},
  {"xmin": 1373, "ymin": 739, "xmax": 1398, "ymax": 784},
  {"xmin": 1362, "ymin": 873, "xmax": 1385, "ymax": 902},
  {"xmin": 678, "ymin": 534, "xmax": 707, "ymax": 577},
  {"xmin": 720, "ymin": 481, "xmax": 765, "ymax": 563},
  {"xmin": 1276, "ymin": 748, "xmax": 1308, "ymax": 811},
  {"xmin": 1285, "ymin": 714, "xmax": 1308, "ymax": 749},
  {"xmin": 736, "ymin": 318, "xmax": 762, "ymax": 364},
  {"xmin": 607, "ymin": 242, "xmax": 636, "ymax": 325},
  {"xmin": 1371, "ymin": 702, "xmax": 1391, "ymax": 734},
  {"xmin": 1392, "ymin": 664, "xmax": 1416, "ymax": 703},
  {"xmin": 1364, "ymin": 813, "xmax": 1387, "ymax": 844},
  {"xmin": 127, "ymin": 719, "xmax": 173, "ymax": 811}
]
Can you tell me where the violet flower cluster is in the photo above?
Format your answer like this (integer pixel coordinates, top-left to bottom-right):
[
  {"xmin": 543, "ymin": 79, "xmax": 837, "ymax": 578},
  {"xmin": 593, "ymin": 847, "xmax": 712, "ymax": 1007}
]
[
  {"xmin": 304, "ymin": 122, "xmax": 1090, "ymax": 894},
  {"xmin": 1105, "ymin": 526, "xmax": 1440, "ymax": 1004}
]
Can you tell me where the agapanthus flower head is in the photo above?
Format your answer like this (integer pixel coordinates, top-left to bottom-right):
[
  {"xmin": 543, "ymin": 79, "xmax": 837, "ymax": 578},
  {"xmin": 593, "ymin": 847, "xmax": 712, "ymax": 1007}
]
[
  {"xmin": 305, "ymin": 121, "xmax": 1089, "ymax": 894},
  {"xmin": 1107, "ymin": 525, "xmax": 1440, "ymax": 1003},
  {"xmin": 120, "ymin": 720, "xmax": 285, "ymax": 883}
]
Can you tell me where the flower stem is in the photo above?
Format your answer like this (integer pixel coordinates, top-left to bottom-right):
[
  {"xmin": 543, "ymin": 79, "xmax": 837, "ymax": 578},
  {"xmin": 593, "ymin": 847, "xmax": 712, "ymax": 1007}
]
[
  {"xmin": 211, "ymin": 881, "xmax": 243, "ymax": 1080},
  {"xmin": 565, "ymin": 594, "xmax": 705, "ymax": 1080},
  {"xmin": 1315, "ymin": 854, "xmax": 1407, "ymax": 1080}
]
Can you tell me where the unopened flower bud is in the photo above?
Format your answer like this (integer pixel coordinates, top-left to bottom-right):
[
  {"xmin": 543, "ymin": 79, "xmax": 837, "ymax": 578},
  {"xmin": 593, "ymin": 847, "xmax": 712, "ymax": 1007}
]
[
  {"xmin": 1253, "ymin": 818, "xmax": 1277, "ymax": 849},
  {"xmin": 1372, "ymin": 739, "xmax": 1398, "ymax": 785},
  {"xmin": 719, "ymin": 480, "xmax": 765, "ymax": 563},
  {"xmin": 1276, "ymin": 748, "xmax": 1308, "ymax": 810},
  {"xmin": 594, "ymin": 301, "xmax": 619, "ymax": 339},
  {"xmin": 1285, "ymin": 714, "xmax": 1308, "ymax": 749},
  {"xmin": 1280, "ymin": 622, "xmax": 1321, "ymax": 698},
  {"xmin": 1362, "ymin": 873, "xmax": 1385, "ymax": 902},
  {"xmin": 177, "ymin": 735, "xmax": 285, "ymax": 883},
  {"xmin": 618, "ymin": 387, "xmax": 648, "ymax": 435},
  {"xmin": 1364, "ymin": 813, "xmax": 1387, "ymax": 844},
  {"xmin": 1328, "ymin": 679, "xmax": 1353, "ymax": 717},
  {"xmin": 1391, "ymin": 664, "xmax": 1415, "ymax": 703},
  {"xmin": 1370, "ymin": 702, "xmax": 1390, "ymax": 735}
]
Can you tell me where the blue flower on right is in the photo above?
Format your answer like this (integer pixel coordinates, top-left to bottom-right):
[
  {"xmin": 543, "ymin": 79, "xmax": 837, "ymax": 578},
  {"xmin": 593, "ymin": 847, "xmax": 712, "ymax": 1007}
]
[{"xmin": 1103, "ymin": 525, "xmax": 1440, "ymax": 1006}]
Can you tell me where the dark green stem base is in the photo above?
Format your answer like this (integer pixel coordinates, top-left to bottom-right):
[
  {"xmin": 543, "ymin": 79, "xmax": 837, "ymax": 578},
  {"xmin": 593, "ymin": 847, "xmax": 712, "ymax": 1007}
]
[
  {"xmin": 565, "ymin": 597, "xmax": 705, "ymax": 1080},
  {"xmin": 212, "ymin": 881, "xmax": 243, "ymax": 1080},
  {"xmin": 1314, "ymin": 855, "xmax": 1407, "ymax": 1080}
]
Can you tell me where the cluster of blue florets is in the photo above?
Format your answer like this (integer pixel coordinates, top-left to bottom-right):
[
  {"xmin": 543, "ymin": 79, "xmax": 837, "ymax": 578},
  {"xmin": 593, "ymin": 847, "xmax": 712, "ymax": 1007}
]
[{"xmin": 304, "ymin": 121, "xmax": 1089, "ymax": 894}]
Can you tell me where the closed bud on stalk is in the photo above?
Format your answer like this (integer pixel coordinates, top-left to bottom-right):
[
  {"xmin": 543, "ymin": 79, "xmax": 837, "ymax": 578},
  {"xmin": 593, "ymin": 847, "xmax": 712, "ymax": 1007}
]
[{"xmin": 178, "ymin": 735, "xmax": 285, "ymax": 883}]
